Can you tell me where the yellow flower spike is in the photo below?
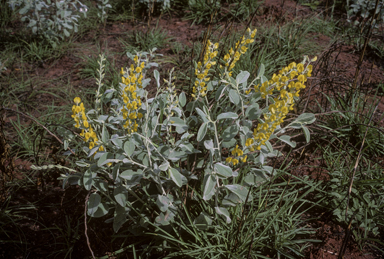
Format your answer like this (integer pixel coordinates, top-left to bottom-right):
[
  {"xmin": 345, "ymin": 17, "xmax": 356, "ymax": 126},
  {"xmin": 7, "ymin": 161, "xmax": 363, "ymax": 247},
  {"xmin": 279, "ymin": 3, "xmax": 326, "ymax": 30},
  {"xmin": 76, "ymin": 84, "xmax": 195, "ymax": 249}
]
[
  {"xmin": 74, "ymin": 97, "xmax": 81, "ymax": 104},
  {"xmin": 99, "ymin": 146, "xmax": 105, "ymax": 151},
  {"xmin": 297, "ymin": 74, "xmax": 305, "ymax": 82},
  {"xmin": 140, "ymin": 62, "xmax": 145, "ymax": 68},
  {"xmin": 120, "ymin": 67, "xmax": 124, "ymax": 75},
  {"xmin": 226, "ymin": 157, "xmax": 232, "ymax": 163},
  {"xmin": 83, "ymin": 120, "xmax": 89, "ymax": 128},
  {"xmin": 311, "ymin": 56, "xmax": 317, "ymax": 62},
  {"xmin": 89, "ymin": 142, "xmax": 95, "ymax": 149}
]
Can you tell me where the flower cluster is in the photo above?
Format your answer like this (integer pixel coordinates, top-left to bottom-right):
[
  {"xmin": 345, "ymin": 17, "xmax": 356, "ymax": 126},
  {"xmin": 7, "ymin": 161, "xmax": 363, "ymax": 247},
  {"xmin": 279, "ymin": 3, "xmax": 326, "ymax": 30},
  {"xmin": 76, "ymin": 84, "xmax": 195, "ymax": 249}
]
[
  {"xmin": 225, "ymin": 145, "xmax": 247, "ymax": 166},
  {"xmin": 245, "ymin": 59, "xmax": 314, "ymax": 152},
  {"xmin": 192, "ymin": 40, "xmax": 219, "ymax": 99},
  {"xmin": 222, "ymin": 28, "xmax": 257, "ymax": 77},
  {"xmin": 120, "ymin": 55, "xmax": 144, "ymax": 134},
  {"xmin": 72, "ymin": 97, "xmax": 102, "ymax": 152}
]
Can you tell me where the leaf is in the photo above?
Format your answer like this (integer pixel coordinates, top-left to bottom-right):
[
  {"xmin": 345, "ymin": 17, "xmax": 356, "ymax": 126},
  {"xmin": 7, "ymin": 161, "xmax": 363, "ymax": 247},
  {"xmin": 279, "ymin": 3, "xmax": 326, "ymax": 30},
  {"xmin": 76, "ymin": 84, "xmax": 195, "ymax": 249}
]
[
  {"xmin": 195, "ymin": 107, "xmax": 208, "ymax": 122},
  {"xmin": 155, "ymin": 210, "xmax": 175, "ymax": 226},
  {"xmin": 114, "ymin": 185, "xmax": 128, "ymax": 207},
  {"xmin": 215, "ymin": 85, "xmax": 226, "ymax": 101},
  {"xmin": 102, "ymin": 124, "xmax": 109, "ymax": 143},
  {"xmin": 245, "ymin": 103, "xmax": 261, "ymax": 120},
  {"xmin": 92, "ymin": 202, "xmax": 109, "ymax": 218},
  {"xmin": 169, "ymin": 168, "xmax": 183, "ymax": 187},
  {"xmin": 197, "ymin": 122, "xmax": 208, "ymax": 142},
  {"xmin": 257, "ymin": 63, "xmax": 265, "ymax": 78},
  {"xmin": 217, "ymin": 112, "xmax": 238, "ymax": 121},
  {"xmin": 168, "ymin": 117, "xmax": 187, "ymax": 128},
  {"xmin": 214, "ymin": 163, "xmax": 233, "ymax": 178},
  {"xmin": 113, "ymin": 205, "xmax": 127, "ymax": 233},
  {"xmin": 124, "ymin": 141, "xmax": 135, "ymax": 157},
  {"xmin": 278, "ymin": 135, "xmax": 296, "ymax": 148},
  {"xmin": 202, "ymin": 174, "xmax": 216, "ymax": 201},
  {"xmin": 159, "ymin": 161, "xmax": 169, "ymax": 171},
  {"xmin": 229, "ymin": 89, "xmax": 240, "ymax": 106},
  {"xmin": 179, "ymin": 92, "xmax": 186, "ymax": 107},
  {"xmin": 301, "ymin": 125, "xmax": 310, "ymax": 143},
  {"xmin": 194, "ymin": 212, "xmax": 212, "ymax": 230},
  {"xmin": 87, "ymin": 193, "xmax": 101, "ymax": 216},
  {"xmin": 295, "ymin": 113, "xmax": 316, "ymax": 124},
  {"xmin": 83, "ymin": 169, "xmax": 96, "ymax": 190},
  {"xmin": 222, "ymin": 125, "xmax": 239, "ymax": 141},
  {"xmin": 225, "ymin": 184, "xmax": 252, "ymax": 202},
  {"xmin": 97, "ymin": 152, "xmax": 114, "ymax": 167},
  {"xmin": 154, "ymin": 70, "xmax": 160, "ymax": 87},
  {"xmin": 156, "ymin": 195, "xmax": 169, "ymax": 212},
  {"xmin": 236, "ymin": 71, "xmax": 250, "ymax": 84},
  {"xmin": 204, "ymin": 139, "xmax": 214, "ymax": 151},
  {"xmin": 222, "ymin": 193, "xmax": 242, "ymax": 206},
  {"xmin": 215, "ymin": 207, "xmax": 231, "ymax": 223}
]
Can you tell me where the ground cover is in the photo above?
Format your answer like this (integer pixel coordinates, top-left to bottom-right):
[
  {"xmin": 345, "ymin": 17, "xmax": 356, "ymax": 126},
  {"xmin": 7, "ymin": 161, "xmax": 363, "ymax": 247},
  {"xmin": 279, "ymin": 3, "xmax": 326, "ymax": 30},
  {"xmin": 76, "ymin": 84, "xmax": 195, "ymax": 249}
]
[{"xmin": 1, "ymin": 0, "xmax": 384, "ymax": 258}]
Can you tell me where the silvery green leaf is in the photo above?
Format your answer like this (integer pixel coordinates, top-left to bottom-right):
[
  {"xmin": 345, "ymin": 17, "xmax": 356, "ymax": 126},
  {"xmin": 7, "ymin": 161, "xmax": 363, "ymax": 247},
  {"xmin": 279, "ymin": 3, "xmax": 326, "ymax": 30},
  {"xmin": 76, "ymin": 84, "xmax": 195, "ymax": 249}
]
[
  {"xmin": 197, "ymin": 122, "xmax": 208, "ymax": 142},
  {"xmin": 97, "ymin": 152, "xmax": 114, "ymax": 167},
  {"xmin": 295, "ymin": 113, "xmax": 316, "ymax": 124},
  {"xmin": 63, "ymin": 28, "xmax": 70, "ymax": 37},
  {"xmin": 83, "ymin": 169, "xmax": 96, "ymax": 190},
  {"xmin": 215, "ymin": 207, "xmax": 231, "ymax": 223},
  {"xmin": 265, "ymin": 140, "xmax": 274, "ymax": 152},
  {"xmin": 257, "ymin": 63, "xmax": 265, "ymax": 78},
  {"xmin": 222, "ymin": 125, "xmax": 239, "ymax": 141},
  {"xmin": 179, "ymin": 92, "xmax": 186, "ymax": 107},
  {"xmin": 222, "ymin": 193, "xmax": 242, "ymax": 207},
  {"xmin": 154, "ymin": 70, "xmax": 160, "ymax": 87},
  {"xmin": 168, "ymin": 117, "xmax": 187, "ymax": 128},
  {"xmin": 156, "ymin": 195, "xmax": 169, "ymax": 212},
  {"xmin": 202, "ymin": 174, "xmax": 216, "ymax": 201},
  {"xmin": 229, "ymin": 89, "xmax": 240, "ymax": 106},
  {"xmin": 204, "ymin": 139, "xmax": 214, "ymax": 151},
  {"xmin": 76, "ymin": 160, "xmax": 89, "ymax": 167},
  {"xmin": 114, "ymin": 185, "xmax": 127, "ymax": 207},
  {"xmin": 195, "ymin": 107, "xmax": 208, "ymax": 122},
  {"xmin": 155, "ymin": 210, "xmax": 175, "ymax": 226},
  {"xmin": 214, "ymin": 162, "xmax": 233, "ymax": 178},
  {"xmin": 142, "ymin": 78, "xmax": 151, "ymax": 88},
  {"xmin": 278, "ymin": 135, "xmax": 296, "ymax": 148},
  {"xmin": 94, "ymin": 179, "xmax": 108, "ymax": 192},
  {"xmin": 261, "ymin": 75, "xmax": 268, "ymax": 84},
  {"xmin": 194, "ymin": 212, "xmax": 212, "ymax": 230},
  {"xmin": 87, "ymin": 193, "xmax": 101, "ymax": 216},
  {"xmin": 169, "ymin": 168, "xmax": 182, "ymax": 187},
  {"xmin": 111, "ymin": 137, "xmax": 123, "ymax": 148},
  {"xmin": 120, "ymin": 169, "xmax": 138, "ymax": 180},
  {"xmin": 217, "ymin": 112, "xmax": 238, "ymax": 121},
  {"xmin": 124, "ymin": 140, "xmax": 136, "ymax": 157},
  {"xmin": 64, "ymin": 140, "xmax": 69, "ymax": 150},
  {"xmin": 301, "ymin": 125, "xmax": 310, "ymax": 143},
  {"xmin": 222, "ymin": 139, "xmax": 236, "ymax": 148},
  {"xmin": 245, "ymin": 103, "xmax": 261, "ymax": 120},
  {"xmin": 159, "ymin": 161, "xmax": 169, "ymax": 171},
  {"xmin": 225, "ymin": 184, "xmax": 252, "ymax": 202},
  {"xmin": 236, "ymin": 71, "xmax": 250, "ymax": 85},
  {"xmin": 101, "ymin": 124, "xmax": 109, "ymax": 143},
  {"xmin": 215, "ymin": 84, "xmax": 226, "ymax": 101},
  {"xmin": 92, "ymin": 202, "xmax": 109, "ymax": 218}
]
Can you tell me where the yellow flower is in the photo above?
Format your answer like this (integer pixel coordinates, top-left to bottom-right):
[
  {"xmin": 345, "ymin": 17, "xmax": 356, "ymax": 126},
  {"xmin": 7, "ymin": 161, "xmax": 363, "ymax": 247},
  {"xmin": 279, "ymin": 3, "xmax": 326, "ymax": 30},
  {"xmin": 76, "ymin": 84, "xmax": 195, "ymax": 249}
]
[{"xmin": 74, "ymin": 97, "xmax": 81, "ymax": 104}]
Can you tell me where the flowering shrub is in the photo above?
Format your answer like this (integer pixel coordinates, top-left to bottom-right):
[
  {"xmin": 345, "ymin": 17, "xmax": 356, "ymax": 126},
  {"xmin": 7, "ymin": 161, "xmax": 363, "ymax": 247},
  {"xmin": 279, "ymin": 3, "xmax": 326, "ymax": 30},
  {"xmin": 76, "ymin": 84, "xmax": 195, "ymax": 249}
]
[{"xmin": 61, "ymin": 29, "xmax": 316, "ymax": 233}]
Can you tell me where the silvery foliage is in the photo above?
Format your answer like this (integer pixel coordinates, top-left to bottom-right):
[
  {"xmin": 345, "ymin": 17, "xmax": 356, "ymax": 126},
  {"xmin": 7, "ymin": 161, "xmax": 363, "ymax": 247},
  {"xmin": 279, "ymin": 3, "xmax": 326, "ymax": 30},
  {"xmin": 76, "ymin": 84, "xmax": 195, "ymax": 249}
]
[
  {"xmin": 7, "ymin": 0, "xmax": 88, "ymax": 43},
  {"xmin": 139, "ymin": 0, "xmax": 171, "ymax": 11},
  {"xmin": 59, "ymin": 51, "xmax": 315, "ymax": 233},
  {"xmin": 97, "ymin": 0, "xmax": 112, "ymax": 23},
  {"xmin": 348, "ymin": 0, "xmax": 384, "ymax": 28}
]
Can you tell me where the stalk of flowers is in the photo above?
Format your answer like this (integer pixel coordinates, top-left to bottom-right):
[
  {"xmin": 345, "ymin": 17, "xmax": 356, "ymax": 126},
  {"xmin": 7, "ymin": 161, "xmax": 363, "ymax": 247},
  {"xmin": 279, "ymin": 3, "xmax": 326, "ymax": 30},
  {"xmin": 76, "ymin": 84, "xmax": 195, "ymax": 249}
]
[
  {"xmin": 221, "ymin": 28, "xmax": 257, "ymax": 78},
  {"xmin": 120, "ymin": 55, "xmax": 145, "ymax": 134},
  {"xmin": 192, "ymin": 40, "xmax": 219, "ymax": 99},
  {"xmin": 244, "ymin": 58, "xmax": 314, "ymax": 153},
  {"xmin": 71, "ymin": 97, "xmax": 103, "ymax": 152},
  {"xmin": 225, "ymin": 57, "xmax": 315, "ymax": 165}
]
